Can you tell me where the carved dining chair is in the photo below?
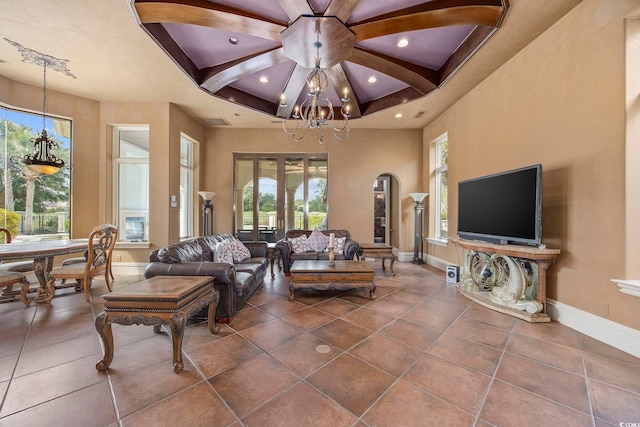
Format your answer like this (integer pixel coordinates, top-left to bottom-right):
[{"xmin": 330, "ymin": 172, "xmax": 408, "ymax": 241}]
[
  {"xmin": 48, "ymin": 224, "xmax": 118, "ymax": 302},
  {"xmin": 0, "ymin": 228, "xmax": 30, "ymax": 306}
]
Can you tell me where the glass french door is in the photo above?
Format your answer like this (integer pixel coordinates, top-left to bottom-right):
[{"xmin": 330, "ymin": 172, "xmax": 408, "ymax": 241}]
[{"xmin": 234, "ymin": 153, "xmax": 328, "ymax": 241}]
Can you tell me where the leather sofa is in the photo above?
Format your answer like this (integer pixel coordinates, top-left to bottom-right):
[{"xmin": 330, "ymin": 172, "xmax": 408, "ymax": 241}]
[
  {"xmin": 144, "ymin": 234, "xmax": 268, "ymax": 323},
  {"xmin": 275, "ymin": 229, "xmax": 360, "ymax": 275}
]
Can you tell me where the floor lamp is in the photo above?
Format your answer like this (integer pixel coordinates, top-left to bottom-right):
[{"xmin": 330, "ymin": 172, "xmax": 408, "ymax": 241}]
[
  {"xmin": 410, "ymin": 192, "xmax": 428, "ymax": 264},
  {"xmin": 198, "ymin": 191, "xmax": 216, "ymax": 236}
]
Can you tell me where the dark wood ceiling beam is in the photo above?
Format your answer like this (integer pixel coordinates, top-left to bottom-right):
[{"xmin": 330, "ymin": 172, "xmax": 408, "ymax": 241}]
[
  {"xmin": 350, "ymin": 0, "xmax": 506, "ymax": 42},
  {"xmin": 360, "ymin": 87, "xmax": 424, "ymax": 116},
  {"xmin": 215, "ymin": 86, "xmax": 279, "ymax": 116},
  {"xmin": 200, "ymin": 47, "xmax": 289, "ymax": 93},
  {"xmin": 325, "ymin": 0, "xmax": 362, "ymax": 23},
  {"xmin": 439, "ymin": 25, "xmax": 496, "ymax": 85},
  {"xmin": 325, "ymin": 64, "xmax": 361, "ymax": 118},
  {"xmin": 276, "ymin": 0, "xmax": 313, "ymax": 22},
  {"xmin": 134, "ymin": 0, "xmax": 286, "ymax": 41},
  {"xmin": 276, "ymin": 64, "xmax": 310, "ymax": 118},
  {"xmin": 348, "ymin": 48, "xmax": 438, "ymax": 95}
]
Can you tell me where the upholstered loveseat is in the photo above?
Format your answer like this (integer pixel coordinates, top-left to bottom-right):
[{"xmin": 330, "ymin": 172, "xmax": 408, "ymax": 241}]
[
  {"xmin": 144, "ymin": 234, "xmax": 268, "ymax": 323},
  {"xmin": 275, "ymin": 229, "xmax": 360, "ymax": 275}
]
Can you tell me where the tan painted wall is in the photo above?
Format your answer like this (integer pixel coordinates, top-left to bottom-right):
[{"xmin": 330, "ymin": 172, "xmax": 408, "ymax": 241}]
[
  {"xmin": 202, "ymin": 127, "xmax": 423, "ymax": 252},
  {"xmin": 424, "ymin": 0, "xmax": 639, "ymax": 329}
]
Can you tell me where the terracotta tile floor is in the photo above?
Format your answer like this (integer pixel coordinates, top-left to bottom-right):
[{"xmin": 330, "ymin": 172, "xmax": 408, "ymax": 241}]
[{"xmin": 1, "ymin": 261, "xmax": 639, "ymax": 426}]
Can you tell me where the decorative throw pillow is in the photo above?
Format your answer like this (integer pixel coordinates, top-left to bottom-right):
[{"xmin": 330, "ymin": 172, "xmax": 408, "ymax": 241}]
[
  {"xmin": 230, "ymin": 239, "xmax": 251, "ymax": 262},
  {"xmin": 214, "ymin": 240, "xmax": 234, "ymax": 264},
  {"xmin": 307, "ymin": 229, "xmax": 329, "ymax": 252},
  {"xmin": 335, "ymin": 236, "xmax": 347, "ymax": 254},
  {"xmin": 289, "ymin": 235, "xmax": 310, "ymax": 253}
]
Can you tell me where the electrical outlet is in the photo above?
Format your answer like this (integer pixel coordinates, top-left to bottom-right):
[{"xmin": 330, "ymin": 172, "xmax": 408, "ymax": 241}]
[{"xmin": 113, "ymin": 254, "xmax": 122, "ymax": 262}]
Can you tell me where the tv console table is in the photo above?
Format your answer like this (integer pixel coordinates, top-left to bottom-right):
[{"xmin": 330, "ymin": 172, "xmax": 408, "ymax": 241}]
[{"xmin": 451, "ymin": 238, "xmax": 560, "ymax": 323}]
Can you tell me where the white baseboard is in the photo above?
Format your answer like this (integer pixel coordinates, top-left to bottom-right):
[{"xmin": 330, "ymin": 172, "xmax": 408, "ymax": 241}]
[
  {"xmin": 426, "ymin": 254, "xmax": 449, "ymax": 271},
  {"xmin": 397, "ymin": 251, "xmax": 413, "ymax": 262},
  {"xmin": 546, "ymin": 299, "xmax": 640, "ymax": 358},
  {"xmin": 112, "ymin": 262, "xmax": 147, "ymax": 277}
]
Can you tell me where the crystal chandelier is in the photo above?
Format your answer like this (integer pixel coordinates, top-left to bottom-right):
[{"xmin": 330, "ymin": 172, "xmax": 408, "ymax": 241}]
[
  {"xmin": 282, "ymin": 41, "xmax": 350, "ymax": 144},
  {"xmin": 10, "ymin": 59, "xmax": 65, "ymax": 175}
]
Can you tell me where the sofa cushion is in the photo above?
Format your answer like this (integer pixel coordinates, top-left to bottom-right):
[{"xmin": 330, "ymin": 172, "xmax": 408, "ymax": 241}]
[
  {"xmin": 214, "ymin": 240, "xmax": 234, "ymax": 264},
  {"xmin": 335, "ymin": 236, "xmax": 347, "ymax": 253},
  {"xmin": 156, "ymin": 240, "xmax": 204, "ymax": 263},
  {"xmin": 307, "ymin": 229, "xmax": 329, "ymax": 252},
  {"xmin": 290, "ymin": 235, "xmax": 310, "ymax": 253},
  {"xmin": 230, "ymin": 239, "xmax": 251, "ymax": 262}
]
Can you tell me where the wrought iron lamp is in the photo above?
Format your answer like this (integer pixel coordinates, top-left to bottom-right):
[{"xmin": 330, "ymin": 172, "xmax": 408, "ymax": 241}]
[
  {"xmin": 198, "ymin": 191, "xmax": 216, "ymax": 236},
  {"xmin": 410, "ymin": 192, "xmax": 429, "ymax": 264},
  {"xmin": 282, "ymin": 40, "xmax": 350, "ymax": 144},
  {"xmin": 10, "ymin": 59, "xmax": 65, "ymax": 175}
]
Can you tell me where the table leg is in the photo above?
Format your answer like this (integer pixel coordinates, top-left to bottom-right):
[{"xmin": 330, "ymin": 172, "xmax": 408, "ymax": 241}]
[
  {"xmin": 288, "ymin": 282, "xmax": 296, "ymax": 301},
  {"xmin": 207, "ymin": 290, "xmax": 220, "ymax": 334},
  {"xmin": 33, "ymin": 256, "xmax": 55, "ymax": 303},
  {"xmin": 169, "ymin": 312, "xmax": 187, "ymax": 373},
  {"xmin": 95, "ymin": 312, "xmax": 114, "ymax": 371}
]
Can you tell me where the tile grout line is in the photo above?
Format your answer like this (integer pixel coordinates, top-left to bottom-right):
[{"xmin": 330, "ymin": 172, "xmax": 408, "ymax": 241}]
[{"xmin": 0, "ymin": 303, "xmax": 37, "ymax": 419}]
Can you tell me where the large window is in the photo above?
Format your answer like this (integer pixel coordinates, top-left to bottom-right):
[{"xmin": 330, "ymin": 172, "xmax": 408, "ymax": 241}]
[
  {"xmin": 113, "ymin": 127, "xmax": 149, "ymax": 242},
  {"xmin": 1, "ymin": 106, "xmax": 71, "ymax": 241},
  {"xmin": 434, "ymin": 134, "xmax": 448, "ymax": 241},
  {"xmin": 179, "ymin": 134, "xmax": 194, "ymax": 240}
]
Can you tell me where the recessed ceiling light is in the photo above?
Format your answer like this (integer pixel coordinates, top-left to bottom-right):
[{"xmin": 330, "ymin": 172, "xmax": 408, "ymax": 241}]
[
  {"xmin": 228, "ymin": 37, "xmax": 239, "ymax": 45},
  {"xmin": 395, "ymin": 113, "xmax": 403, "ymax": 118},
  {"xmin": 368, "ymin": 76, "xmax": 377, "ymax": 83},
  {"xmin": 397, "ymin": 38, "xmax": 409, "ymax": 48},
  {"xmin": 259, "ymin": 76, "xmax": 268, "ymax": 83}
]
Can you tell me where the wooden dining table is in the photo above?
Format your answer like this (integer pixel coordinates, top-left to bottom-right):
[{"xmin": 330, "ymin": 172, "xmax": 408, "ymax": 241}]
[{"xmin": 0, "ymin": 239, "xmax": 89, "ymax": 304}]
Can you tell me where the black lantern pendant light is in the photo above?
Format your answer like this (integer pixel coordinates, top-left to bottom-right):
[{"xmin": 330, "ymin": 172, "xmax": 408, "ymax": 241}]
[{"xmin": 11, "ymin": 60, "xmax": 65, "ymax": 175}]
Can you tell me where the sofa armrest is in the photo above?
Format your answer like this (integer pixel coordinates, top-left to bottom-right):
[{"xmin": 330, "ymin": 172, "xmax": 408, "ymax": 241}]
[
  {"xmin": 242, "ymin": 241, "xmax": 268, "ymax": 258},
  {"xmin": 344, "ymin": 239, "xmax": 361, "ymax": 260},
  {"xmin": 275, "ymin": 239, "xmax": 293, "ymax": 274}
]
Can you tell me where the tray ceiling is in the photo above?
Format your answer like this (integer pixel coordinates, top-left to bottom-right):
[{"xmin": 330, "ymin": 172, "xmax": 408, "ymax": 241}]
[{"xmin": 131, "ymin": 0, "xmax": 510, "ymax": 120}]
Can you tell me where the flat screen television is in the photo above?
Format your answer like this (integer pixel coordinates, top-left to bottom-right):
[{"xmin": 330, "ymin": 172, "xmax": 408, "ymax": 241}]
[{"xmin": 457, "ymin": 164, "xmax": 542, "ymax": 246}]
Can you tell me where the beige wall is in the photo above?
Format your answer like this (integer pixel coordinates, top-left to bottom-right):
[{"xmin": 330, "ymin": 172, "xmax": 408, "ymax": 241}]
[
  {"xmin": 424, "ymin": 0, "xmax": 639, "ymax": 329},
  {"xmin": 202, "ymin": 127, "xmax": 423, "ymax": 252}
]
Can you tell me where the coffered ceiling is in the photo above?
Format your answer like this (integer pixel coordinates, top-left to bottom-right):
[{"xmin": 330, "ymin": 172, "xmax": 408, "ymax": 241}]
[{"xmin": 0, "ymin": 0, "xmax": 582, "ymax": 130}]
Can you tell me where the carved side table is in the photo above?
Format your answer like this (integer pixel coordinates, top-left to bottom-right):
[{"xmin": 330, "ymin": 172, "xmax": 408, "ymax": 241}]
[
  {"xmin": 358, "ymin": 243, "xmax": 396, "ymax": 276},
  {"xmin": 95, "ymin": 276, "xmax": 219, "ymax": 373}
]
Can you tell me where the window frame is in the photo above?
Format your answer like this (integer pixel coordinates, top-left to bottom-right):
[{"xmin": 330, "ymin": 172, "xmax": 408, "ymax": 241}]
[
  {"xmin": 179, "ymin": 133, "xmax": 194, "ymax": 240},
  {"xmin": 430, "ymin": 133, "xmax": 448, "ymax": 246},
  {"xmin": 112, "ymin": 126, "xmax": 149, "ymax": 245}
]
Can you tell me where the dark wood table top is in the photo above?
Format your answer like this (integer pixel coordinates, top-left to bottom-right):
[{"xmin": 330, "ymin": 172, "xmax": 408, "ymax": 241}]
[
  {"xmin": 103, "ymin": 276, "xmax": 214, "ymax": 310},
  {"xmin": 291, "ymin": 260, "xmax": 374, "ymax": 274},
  {"xmin": 0, "ymin": 239, "xmax": 89, "ymax": 261}
]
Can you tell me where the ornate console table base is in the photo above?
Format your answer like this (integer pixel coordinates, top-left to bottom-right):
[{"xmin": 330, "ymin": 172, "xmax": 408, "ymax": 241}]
[
  {"xmin": 95, "ymin": 276, "xmax": 219, "ymax": 373},
  {"xmin": 452, "ymin": 238, "xmax": 560, "ymax": 323}
]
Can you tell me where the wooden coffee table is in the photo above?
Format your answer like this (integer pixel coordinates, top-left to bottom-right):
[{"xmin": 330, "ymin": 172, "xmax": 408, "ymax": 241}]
[
  {"xmin": 95, "ymin": 276, "xmax": 219, "ymax": 373},
  {"xmin": 289, "ymin": 260, "xmax": 375, "ymax": 301},
  {"xmin": 359, "ymin": 243, "xmax": 396, "ymax": 276}
]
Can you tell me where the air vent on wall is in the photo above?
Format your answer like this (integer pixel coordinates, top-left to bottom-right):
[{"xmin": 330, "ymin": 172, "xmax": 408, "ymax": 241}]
[
  {"xmin": 271, "ymin": 120, "xmax": 282, "ymax": 124},
  {"xmin": 414, "ymin": 111, "xmax": 427, "ymax": 118},
  {"xmin": 201, "ymin": 118, "xmax": 231, "ymax": 127}
]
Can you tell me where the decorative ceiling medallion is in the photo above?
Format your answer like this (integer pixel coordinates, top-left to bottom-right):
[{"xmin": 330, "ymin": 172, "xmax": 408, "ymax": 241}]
[
  {"xmin": 4, "ymin": 38, "xmax": 76, "ymax": 78},
  {"xmin": 130, "ymin": 0, "xmax": 509, "ymax": 122}
]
